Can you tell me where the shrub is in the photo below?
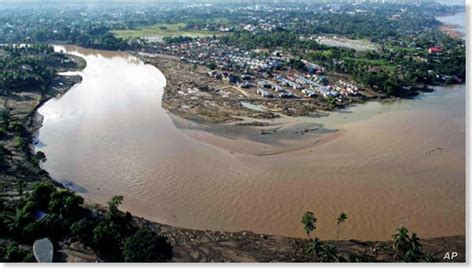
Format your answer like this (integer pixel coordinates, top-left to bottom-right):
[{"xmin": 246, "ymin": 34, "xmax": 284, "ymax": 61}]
[
  {"xmin": 92, "ymin": 220, "xmax": 123, "ymax": 252},
  {"xmin": 26, "ymin": 182, "xmax": 55, "ymax": 211},
  {"xmin": 71, "ymin": 218, "xmax": 98, "ymax": 244},
  {"xmin": 1, "ymin": 242, "xmax": 34, "ymax": 262},
  {"xmin": 122, "ymin": 229, "xmax": 173, "ymax": 262},
  {"xmin": 48, "ymin": 189, "xmax": 84, "ymax": 224}
]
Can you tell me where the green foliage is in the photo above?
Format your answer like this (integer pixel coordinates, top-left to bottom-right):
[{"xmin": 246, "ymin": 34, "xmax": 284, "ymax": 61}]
[
  {"xmin": 122, "ymin": 229, "xmax": 173, "ymax": 262},
  {"xmin": 423, "ymin": 254, "xmax": 438, "ymax": 262},
  {"xmin": 107, "ymin": 195, "xmax": 124, "ymax": 220},
  {"xmin": 336, "ymin": 212, "xmax": 348, "ymax": 240},
  {"xmin": 392, "ymin": 226, "xmax": 424, "ymax": 262},
  {"xmin": 2, "ymin": 208, "xmax": 31, "ymax": 237},
  {"xmin": 13, "ymin": 136, "xmax": 26, "ymax": 149},
  {"xmin": 306, "ymin": 237, "xmax": 324, "ymax": 260},
  {"xmin": 92, "ymin": 220, "xmax": 124, "ymax": 253},
  {"xmin": 48, "ymin": 188, "xmax": 85, "ymax": 223},
  {"xmin": 25, "ymin": 182, "xmax": 55, "ymax": 212},
  {"xmin": 301, "ymin": 211, "xmax": 317, "ymax": 239},
  {"xmin": 0, "ymin": 45, "xmax": 56, "ymax": 94},
  {"xmin": 32, "ymin": 151, "xmax": 47, "ymax": 167},
  {"xmin": 71, "ymin": 218, "xmax": 98, "ymax": 245},
  {"xmin": 320, "ymin": 244, "xmax": 339, "ymax": 262},
  {"xmin": 1, "ymin": 242, "xmax": 34, "ymax": 262}
]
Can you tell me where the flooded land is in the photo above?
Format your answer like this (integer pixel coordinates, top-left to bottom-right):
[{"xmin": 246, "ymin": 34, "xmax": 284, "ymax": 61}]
[{"xmin": 35, "ymin": 45, "xmax": 465, "ymax": 241}]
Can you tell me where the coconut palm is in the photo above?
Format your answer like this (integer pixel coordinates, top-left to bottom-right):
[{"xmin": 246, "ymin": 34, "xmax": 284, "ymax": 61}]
[
  {"xmin": 392, "ymin": 226, "xmax": 411, "ymax": 259},
  {"xmin": 306, "ymin": 237, "xmax": 324, "ymax": 261},
  {"xmin": 336, "ymin": 212, "xmax": 347, "ymax": 240},
  {"xmin": 321, "ymin": 244, "xmax": 339, "ymax": 262},
  {"xmin": 406, "ymin": 233, "xmax": 423, "ymax": 261},
  {"xmin": 301, "ymin": 211, "xmax": 316, "ymax": 239},
  {"xmin": 392, "ymin": 226, "xmax": 424, "ymax": 262}
]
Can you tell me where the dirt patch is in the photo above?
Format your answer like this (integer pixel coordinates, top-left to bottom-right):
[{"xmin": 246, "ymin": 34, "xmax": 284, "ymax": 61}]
[{"xmin": 136, "ymin": 53, "xmax": 371, "ymax": 124}]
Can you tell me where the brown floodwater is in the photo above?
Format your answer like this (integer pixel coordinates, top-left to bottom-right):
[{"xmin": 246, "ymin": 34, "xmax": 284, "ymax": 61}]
[{"xmin": 36, "ymin": 45, "xmax": 465, "ymax": 240}]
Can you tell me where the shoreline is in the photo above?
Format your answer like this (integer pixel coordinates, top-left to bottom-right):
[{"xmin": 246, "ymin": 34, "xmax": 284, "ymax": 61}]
[
  {"xmin": 137, "ymin": 52, "xmax": 463, "ymax": 127},
  {"xmin": 436, "ymin": 12, "xmax": 465, "ymax": 38},
  {"xmin": 19, "ymin": 48, "xmax": 465, "ymax": 262},
  {"xmin": 438, "ymin": 23, "xmax": 464, "ymax": 39}
]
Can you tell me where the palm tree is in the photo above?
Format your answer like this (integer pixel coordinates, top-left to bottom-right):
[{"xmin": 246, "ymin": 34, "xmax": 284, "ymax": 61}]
[
  {"xmin": 306, "ymin": 237, "xmax": 324, "ymax": 261},
  {"xmin": 336, "ymin": 212, "xmax": 347, "ymax": 240},
  {"xmin": 392, "ymin": 226, "xmax": 412, "ymax": 261},
  {"xmin": 301, "ymin": 211, "xmax": 317, "ymax": 239},
  {"xmin": 321, "ymin": 244, "xmax": 339, "ymax": 262},
  {"xmin": 407, "ymin": 233, "xmax": 423, "ymax": 261}
]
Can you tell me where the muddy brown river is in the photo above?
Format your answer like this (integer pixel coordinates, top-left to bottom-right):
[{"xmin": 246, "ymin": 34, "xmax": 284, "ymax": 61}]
[{"xmin": 36, "ymin": 45, "xmax": 465, "ymax": 240}]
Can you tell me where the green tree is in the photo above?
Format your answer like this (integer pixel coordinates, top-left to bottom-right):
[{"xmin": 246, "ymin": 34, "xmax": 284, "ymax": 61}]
[
  {"xmin": 392, "ymin": 226, "xmax": 423, "ymax": 262},
  {"xmin": 306, "ymin": 237, "xmax": 324, "ymax": 261},
  {"xmin": 336, "ymin": 212, "xmax": 347, "ymax": 240},
  {"xmin": 392, "ymin": 226, "xmax": 410, "ymax": 259},
  {"xmin": 1, "ymin": 242, "xmax": 34, "ymax": 262},
  {"xmin": 92, "ymin": 220, "xmax": 123, "ymax": 254},
  {"xmin": 321, "ymin": 244, "xmax": 339, "ymax": 262},
  {"xmin": 48, "ymin": 189, "xmax": 84, "ymax": 223},
  {"xmin": 107, "ymin": 195, "xmax": 124, "ymax": 220},
  {"xmin": 301, "ymin": 211, "xmax": 316, "ymax": 239},
  {"xmin": 71, "ymin": 218, "xmax": 98, "ymax": 245},
  {"xmin": 122, "ymin": 229, "xmax": 173, "ymax": 262},
  {"xmin": 26, "ymin": 182, "xmax": 55, "ymax": 211},
  {"xmin": 33, "ymin": 151, "xmax": 47, "ymax": 167},
  {"xmin": 3, "ymin": 208, "xmax": 29, "ymax": 236}
]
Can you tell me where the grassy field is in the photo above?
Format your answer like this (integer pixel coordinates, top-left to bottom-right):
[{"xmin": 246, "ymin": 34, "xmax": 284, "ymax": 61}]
[
  {"xmin": 111, "ymin": 23, "xmax": 224, "ymax": 40},
  {"xmin": 344, "ymin": 57, "xmax": 397, "ymax": 71}
]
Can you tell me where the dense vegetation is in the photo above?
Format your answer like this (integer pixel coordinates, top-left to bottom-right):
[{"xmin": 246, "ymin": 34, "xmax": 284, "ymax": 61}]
[
  {"xmin": 0, "ymin": 183, "xmax": 173, "ymax": 262},
  {"xmin": 0, "ymin": 45, "xmax": 58, "ymax": 95},
  {"xmin": 220, "ymin": 30, "xmax": 464, "ymax": 96}
]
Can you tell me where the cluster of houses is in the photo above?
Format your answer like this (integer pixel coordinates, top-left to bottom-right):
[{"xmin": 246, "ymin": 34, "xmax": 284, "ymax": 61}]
[
  {"xmin": 257, "ymin": 79, "xmax": 294, "ymax": 98},
  {"xmin": 159, "ymin": 37, "xmax": 360, "ymax": 101},
  {"xmin": 208, "ymin": 67, "xmax": 360, "ymax": 100},
  {"xmin": 158, "ymin": 39, "xmax": 286, "ymax": 73},
  {"xmin": 227, "ymin": 54, "xmax": 284, "ymax": 71}
]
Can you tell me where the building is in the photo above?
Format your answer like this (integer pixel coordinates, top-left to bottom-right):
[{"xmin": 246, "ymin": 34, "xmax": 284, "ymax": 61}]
[
  {"xmin": 428, "ymin": 46, "xmax": 443, "ymax": 54},
  {"xmin": 257, "ymin": 88, "xmax": 273, "ymax": 98}
]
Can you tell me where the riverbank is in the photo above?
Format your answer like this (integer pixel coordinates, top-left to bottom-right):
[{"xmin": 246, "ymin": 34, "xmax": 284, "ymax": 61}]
[
  {"xmin": 438, "ymin": 24, "xmax": 464, "ymax": 38},
  {"xmin": 136, "ymin": 52, "xmax": 375, "ymax": 124},
  {"xmin": 0, "ymin": 66, "xmax": 83, "ymax": 194},
  {"xmin": 23, "ymin": 46, "xmax": 465, "ymax": 262},
  {"xmin": 132, "ymin": 215, "xmax": 465, "ymax": 262},
  {"xmin": 437, "ymin": 12, "xmax": 466, "ymax": 39},
  {"xmin": 7, "ymin": 74, "xmax": 465, "ymax": 262}
]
